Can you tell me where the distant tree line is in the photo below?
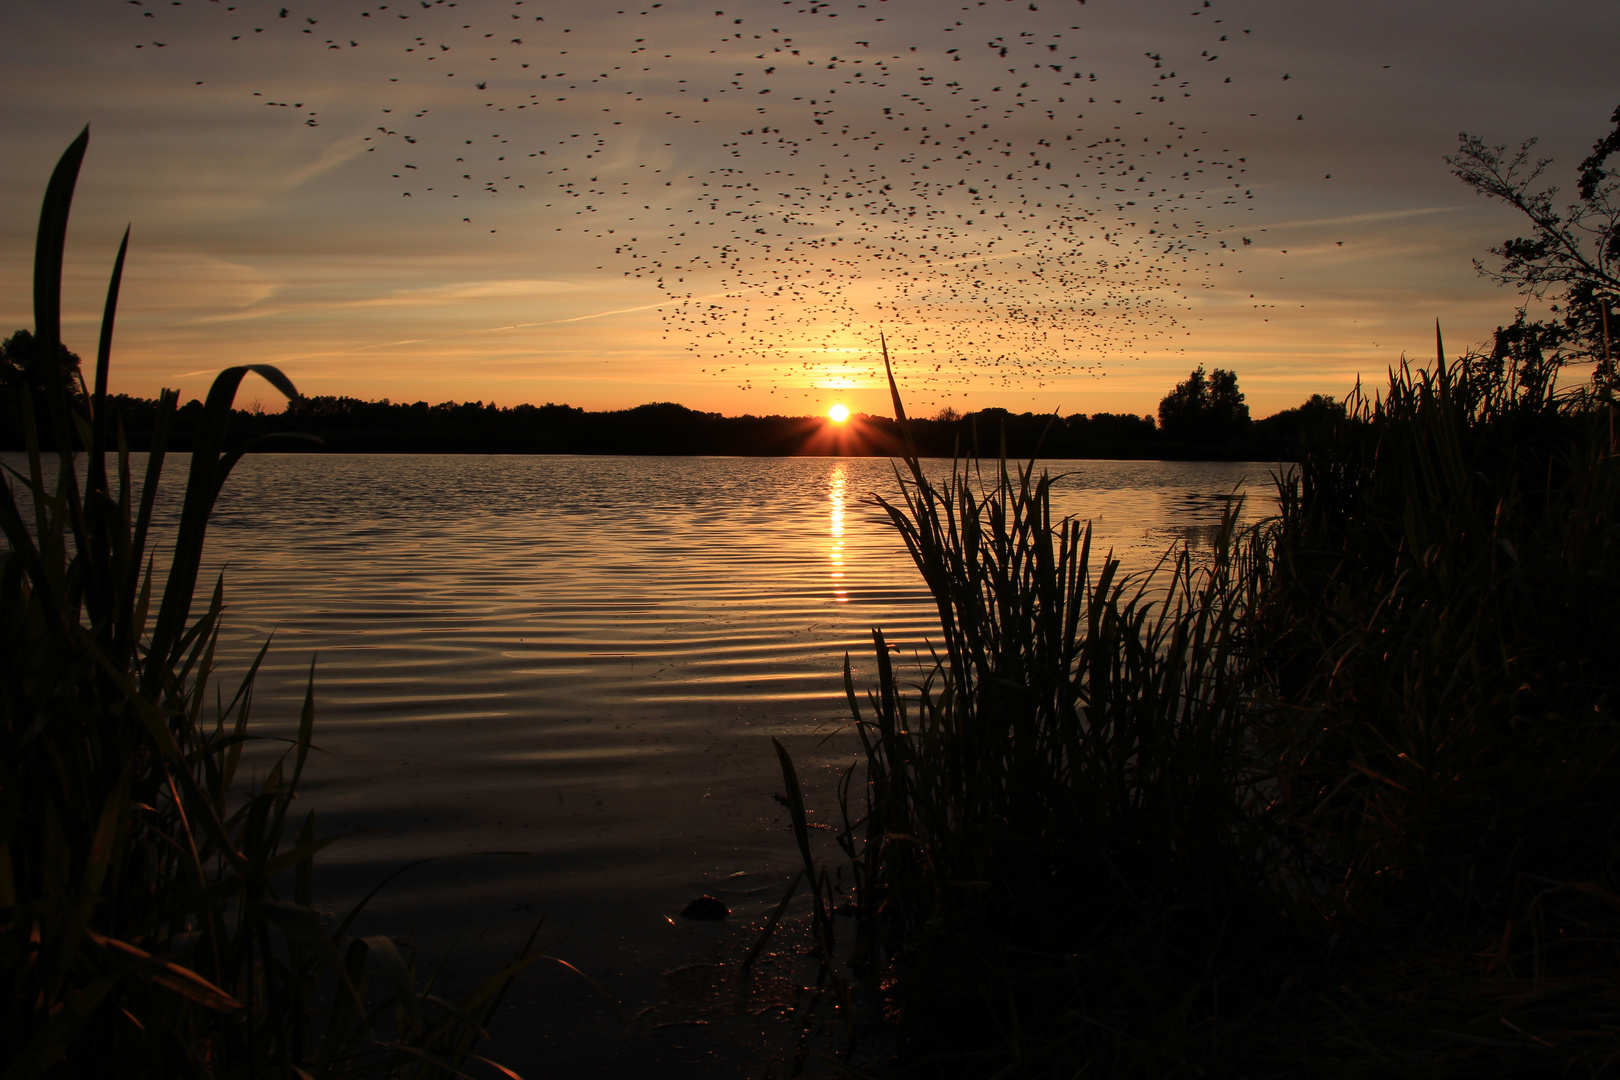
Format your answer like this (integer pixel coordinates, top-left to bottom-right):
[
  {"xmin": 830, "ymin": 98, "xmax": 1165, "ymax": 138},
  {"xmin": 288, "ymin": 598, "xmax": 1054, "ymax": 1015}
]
[
  {"xmin": 1, "ymin": 358, "xmax": 1346, "ymax": 461},
  {"xmin": 0, "ymin": 348, "xmax": 1341, "ymax": 460}
]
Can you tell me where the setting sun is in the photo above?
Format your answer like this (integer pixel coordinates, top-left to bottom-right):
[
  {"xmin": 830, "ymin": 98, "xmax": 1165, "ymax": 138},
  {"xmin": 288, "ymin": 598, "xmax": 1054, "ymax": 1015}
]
[{"xmin": 828, "ymin": 404, "xmax": 851, "ymax": 423}]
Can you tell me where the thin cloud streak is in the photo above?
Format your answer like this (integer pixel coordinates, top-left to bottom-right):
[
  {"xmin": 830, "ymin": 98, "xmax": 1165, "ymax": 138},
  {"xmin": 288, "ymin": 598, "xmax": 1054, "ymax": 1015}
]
[{"xmin": 1229, "ymin": 206, "xmax": 1467, "ymax": 235}]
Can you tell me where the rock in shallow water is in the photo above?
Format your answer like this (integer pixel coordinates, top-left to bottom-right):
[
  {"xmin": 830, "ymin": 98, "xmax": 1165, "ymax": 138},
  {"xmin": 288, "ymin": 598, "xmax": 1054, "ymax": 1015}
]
[{"xmin": 678, "ymin": 895, "xmax": 729, "ymax": 921}]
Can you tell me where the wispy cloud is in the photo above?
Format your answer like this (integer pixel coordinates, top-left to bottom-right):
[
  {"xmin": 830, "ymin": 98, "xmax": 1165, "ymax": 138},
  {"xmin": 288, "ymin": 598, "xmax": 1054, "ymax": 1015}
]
[
  {"xmin": 278, "ymin": 138, "xmax": 371, "ymax": 191},
  {"xmin": 187, "ymin": 278, "xmax": 583, "ymax": 324},
  {"xmin": 1223, "ymin": 206, "xmax": 1466, "ymax": 235}
]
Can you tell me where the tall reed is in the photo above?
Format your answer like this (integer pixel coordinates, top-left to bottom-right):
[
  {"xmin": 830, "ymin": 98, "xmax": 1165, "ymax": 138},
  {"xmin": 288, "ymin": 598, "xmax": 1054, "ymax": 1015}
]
[
  {"xmin": 1, "ymin": 130, "xmax": 546, "ymax": 1079},
  {"xmin": 797, "ymin": 346, "xmax": 1285, "ymax": 1074},
  {"xmin": 792, "ymin": 334, "xmax": 1620, "ymax": 1076},
  {"xmin": 1248, "ymin": 332, "xmax": 1620, "ymax": 1074},
  {"xmin": 1262, "ymin": 332, "xmax": 1620, "ymax": 914}
]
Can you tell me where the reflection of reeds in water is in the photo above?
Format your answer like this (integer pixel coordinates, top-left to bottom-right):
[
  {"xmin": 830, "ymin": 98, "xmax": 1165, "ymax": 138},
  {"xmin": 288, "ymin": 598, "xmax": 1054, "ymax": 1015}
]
[
  {"xmin": 773, "ymin": 336, "xmax": 1620, "ymax": 1076},
  {"xmin": 2, "ymin": 130, "xmax": 551, "ymax": 1078}
]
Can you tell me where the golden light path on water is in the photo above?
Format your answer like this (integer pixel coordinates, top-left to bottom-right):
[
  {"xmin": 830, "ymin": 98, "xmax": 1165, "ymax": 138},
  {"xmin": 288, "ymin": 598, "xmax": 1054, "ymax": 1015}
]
[{"xmin": 829, "ymin": 461, "xmax": 846, "ymax": 604}]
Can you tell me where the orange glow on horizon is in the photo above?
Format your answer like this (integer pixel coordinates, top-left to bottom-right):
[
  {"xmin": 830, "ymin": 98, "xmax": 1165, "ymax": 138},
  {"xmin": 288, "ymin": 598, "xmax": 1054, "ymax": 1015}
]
[{"xmin": 828, "ymin": 403, "xmax": 851, "ymax": 423}]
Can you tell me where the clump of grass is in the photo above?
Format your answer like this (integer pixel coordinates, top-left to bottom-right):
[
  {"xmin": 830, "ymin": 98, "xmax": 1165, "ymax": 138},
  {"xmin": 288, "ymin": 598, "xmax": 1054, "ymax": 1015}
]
[
  {"xmin": 784, "ymin": 344, "xmax": 1286, "ymax": 1075},
  {"xmin": 1263, "ymin": 330, "xmax": 1620, "ymax": 916},
  {"xmin": 1, "ymin": 129, "xmax": 549, "ymax": 1078},
  {"xmin": 1250, "ymin": 331, "xmax": 1620, "ymax": 1075},
  {"xmin": 786, "ymin": 334, "xmax": 1620, "ymax": 1076}
]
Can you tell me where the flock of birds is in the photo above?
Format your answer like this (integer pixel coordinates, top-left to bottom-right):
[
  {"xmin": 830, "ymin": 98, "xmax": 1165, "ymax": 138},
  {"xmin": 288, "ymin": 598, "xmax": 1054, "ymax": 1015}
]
[{"xmin": 124, "ymin": 0, "xmax": 1299, "ymax": 406}]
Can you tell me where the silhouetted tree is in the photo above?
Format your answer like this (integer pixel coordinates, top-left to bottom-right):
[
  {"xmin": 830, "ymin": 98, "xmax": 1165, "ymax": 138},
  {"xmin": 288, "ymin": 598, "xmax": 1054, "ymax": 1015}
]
[
  {"xmin": 1, "ymin": 329, "xmax": 85, "ymax": 445},
  {"xmin": 1250, "ymin": 393, "xmax": 1346, "ymax": 459},
  {"xmin": 1157, "ymin": 365, "xmax": 1249, "ymax": 444},
  {"xmin": 1449, "ymin": 105, "xmax": 1620, "ymax": 380},
  {"xmin": 1, "ymin": 329, "xmax": 83, "ymax": 398},
  {"xmin": 1062, "ymin": 412, "xmax": 1157, "ymax": 451}
]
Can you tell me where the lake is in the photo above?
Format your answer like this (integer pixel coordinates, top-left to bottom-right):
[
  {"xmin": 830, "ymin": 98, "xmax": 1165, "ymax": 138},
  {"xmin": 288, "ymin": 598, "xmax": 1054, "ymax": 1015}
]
[{"xmin": 6, "ymin": 452, "xmax": 1278, "ymax": 1075}]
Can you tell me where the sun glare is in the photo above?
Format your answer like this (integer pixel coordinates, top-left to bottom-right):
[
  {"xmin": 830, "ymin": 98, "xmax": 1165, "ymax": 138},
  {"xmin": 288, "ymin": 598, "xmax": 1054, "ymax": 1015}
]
[{"xmin": 828, "ymin": 403, "xmax": 851, "ymax": 424}]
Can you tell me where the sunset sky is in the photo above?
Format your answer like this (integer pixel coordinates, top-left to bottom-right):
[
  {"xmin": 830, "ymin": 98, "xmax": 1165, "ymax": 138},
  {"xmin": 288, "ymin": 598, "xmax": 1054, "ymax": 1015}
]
[{"xmin": 2, "ymin": 0, "xmax": 1615, "ymax": 419}]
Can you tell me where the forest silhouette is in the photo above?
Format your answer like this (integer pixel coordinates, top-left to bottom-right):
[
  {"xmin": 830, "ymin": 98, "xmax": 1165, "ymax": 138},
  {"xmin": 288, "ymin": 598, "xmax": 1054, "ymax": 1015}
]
[{"xmin": 0, "ymin": 356, "xmax": 1342, "ymax": 462}]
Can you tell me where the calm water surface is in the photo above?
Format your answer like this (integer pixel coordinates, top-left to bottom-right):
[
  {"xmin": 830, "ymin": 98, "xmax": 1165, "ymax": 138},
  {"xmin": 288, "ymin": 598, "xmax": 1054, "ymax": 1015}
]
[
  {"xmin": 193, "ymin": 454, "xmax": 1270, "ymax": 873},
  {"xmin": 6, "ymin": 452, "xmax": 1277, "ymax": 1074}
]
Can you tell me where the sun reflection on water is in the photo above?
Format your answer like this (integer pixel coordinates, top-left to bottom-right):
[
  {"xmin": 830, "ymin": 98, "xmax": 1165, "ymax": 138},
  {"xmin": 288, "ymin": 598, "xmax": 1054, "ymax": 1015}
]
[{"xmin": 829, "ymin": 462, "xmax": 847, "ymax": 603}]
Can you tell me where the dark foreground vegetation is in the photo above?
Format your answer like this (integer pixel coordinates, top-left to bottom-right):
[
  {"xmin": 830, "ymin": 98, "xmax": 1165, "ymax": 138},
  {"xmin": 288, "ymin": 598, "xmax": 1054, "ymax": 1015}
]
[
  {"xmin": 3, "ymin": 131, "xmax": 554, "ymax": 1078},
  {"xmin": 761, "ymin": 336, "xmax": 1620, "ymax": 1077}
]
